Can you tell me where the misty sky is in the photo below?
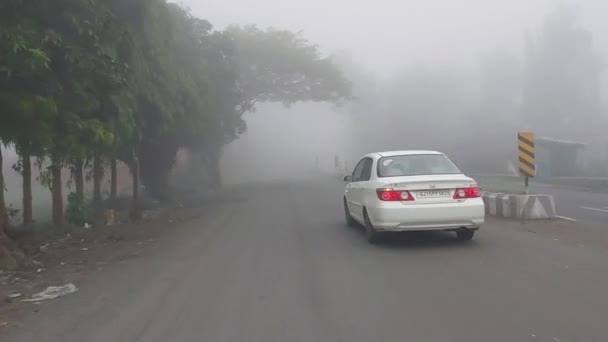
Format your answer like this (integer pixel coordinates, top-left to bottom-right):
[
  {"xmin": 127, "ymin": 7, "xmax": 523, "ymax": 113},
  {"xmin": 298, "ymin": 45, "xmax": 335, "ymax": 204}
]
[{"xmin": 182, "ymin": 0, "xmax": 608, "ymax": 76}]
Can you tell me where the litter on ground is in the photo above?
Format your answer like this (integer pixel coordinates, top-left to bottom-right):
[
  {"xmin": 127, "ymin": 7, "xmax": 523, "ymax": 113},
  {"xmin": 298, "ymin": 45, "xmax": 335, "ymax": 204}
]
[{"xmin": 22, "ymin": 283, "xmax": 78, "ymax": 302}]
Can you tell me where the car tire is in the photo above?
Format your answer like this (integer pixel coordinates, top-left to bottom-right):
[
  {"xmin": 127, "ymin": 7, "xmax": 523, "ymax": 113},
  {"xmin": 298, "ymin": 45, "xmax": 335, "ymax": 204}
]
[
  {"xmin": 363, "ymin": 210, "xmax": 380, "ymax": 244},
  {"xmin": 456, "ymin": 229, "xmax": 475, "ymax": 241},
  {"xmin": 344, "ymin": 198, "xmax": 356, "ymax": 227}
]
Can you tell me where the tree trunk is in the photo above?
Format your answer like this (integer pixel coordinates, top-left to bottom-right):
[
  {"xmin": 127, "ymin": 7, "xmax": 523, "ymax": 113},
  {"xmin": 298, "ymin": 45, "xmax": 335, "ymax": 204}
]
[
  {"xmin": 0, "ymin": 146, "xmax": 8, "ymax": 234},
  {"xmin": 110, "ymin": 158, "xmax": 117, "ymax": 204},
  {"xmin": 72, "ymin": 159, "xmax": 84, "ymax": 201},
  {"xmin": 0, "ymin": 147, "xmax": 19, "ymax": 269},
  {"xmin": 51, "ymin": 156, "xmax": 64, "ymax": 226},
  {"xmin": 130, "ymin": 152, "xmax": 141, "ymax": 221},
  {"xmin": 0, "ymin": 226, "xmax": 12, "ymax": 268},
  {"xmin": 93, "ymin": 155, "xmax": 103, "ymax": 206},
  {"xmin": 139, "ymin": 141, "xmax": 177, "ymax": 202},
  {"xmin": 206, "ymin": 146, "xmax": 222, "ymax": 191},
  {"xmin": 0, "ymin": 146, "xmax": 15, "ymax": 267},
  {"xmin": 21, "ymin": 150, "xmax": 33, "ymax": 225}
]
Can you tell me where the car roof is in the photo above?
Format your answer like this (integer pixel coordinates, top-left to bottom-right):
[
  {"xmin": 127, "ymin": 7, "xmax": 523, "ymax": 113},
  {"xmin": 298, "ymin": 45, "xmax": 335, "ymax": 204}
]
[{"xmin": 374, "ymin": 150, "xmax": 444, "ymax": 158}]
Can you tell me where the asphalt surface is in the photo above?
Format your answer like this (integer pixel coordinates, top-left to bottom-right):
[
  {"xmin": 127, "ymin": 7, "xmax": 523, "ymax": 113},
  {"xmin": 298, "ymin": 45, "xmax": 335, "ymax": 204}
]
[
  {"xmin": 531, "ymin": 182, "xmax": 608, "ymax": 226},
  {"xmin": 4, "ymin": 177, "xmax": 608, "ymax": 342}
]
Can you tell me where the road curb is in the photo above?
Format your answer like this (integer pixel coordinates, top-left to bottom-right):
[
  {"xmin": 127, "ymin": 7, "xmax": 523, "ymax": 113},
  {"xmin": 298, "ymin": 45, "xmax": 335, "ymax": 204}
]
[{"xmin": 482, "ymin": 191, "xmax": 556, "ymax": 220}]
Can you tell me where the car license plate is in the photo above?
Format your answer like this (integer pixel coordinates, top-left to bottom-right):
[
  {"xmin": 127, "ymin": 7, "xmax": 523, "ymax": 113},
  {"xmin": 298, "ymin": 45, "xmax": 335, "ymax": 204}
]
[{"xmin": 416, "ymin": 190, "xmax": 452, "ymax": 198}]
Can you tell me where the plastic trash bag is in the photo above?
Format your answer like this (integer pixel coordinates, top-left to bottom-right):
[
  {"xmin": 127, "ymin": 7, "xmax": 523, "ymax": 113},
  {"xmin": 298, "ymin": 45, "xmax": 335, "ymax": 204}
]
[{"xmin": 22, "ymin": 283, "xmax": 78, "ymax": 302}]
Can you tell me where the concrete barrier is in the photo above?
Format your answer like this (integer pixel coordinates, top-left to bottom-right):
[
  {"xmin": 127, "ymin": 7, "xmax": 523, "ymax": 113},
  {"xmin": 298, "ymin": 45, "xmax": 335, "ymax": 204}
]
[{"xmin": 482, "ymin": 191, "xmax": 556, "ymax": 220}]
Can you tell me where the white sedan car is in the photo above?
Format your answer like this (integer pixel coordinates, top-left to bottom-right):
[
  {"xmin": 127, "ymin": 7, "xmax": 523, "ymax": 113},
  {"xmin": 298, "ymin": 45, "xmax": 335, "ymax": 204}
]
[{"xmin": 343, "ymin": 150, "xmax": 485, "ymax": 243}]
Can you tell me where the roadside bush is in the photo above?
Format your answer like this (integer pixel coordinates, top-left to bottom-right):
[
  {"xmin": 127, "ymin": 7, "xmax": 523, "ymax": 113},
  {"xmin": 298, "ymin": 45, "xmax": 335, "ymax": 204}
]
[{"xmin": 65, "ymin": 192, "xmax": 87, "ymax": 226}]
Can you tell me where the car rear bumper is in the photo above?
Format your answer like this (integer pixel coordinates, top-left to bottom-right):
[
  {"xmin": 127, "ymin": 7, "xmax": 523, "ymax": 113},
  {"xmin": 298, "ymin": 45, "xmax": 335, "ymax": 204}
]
[{"xmin": 367, "ymin": 198, "xmax": 485, "ymax": 232}]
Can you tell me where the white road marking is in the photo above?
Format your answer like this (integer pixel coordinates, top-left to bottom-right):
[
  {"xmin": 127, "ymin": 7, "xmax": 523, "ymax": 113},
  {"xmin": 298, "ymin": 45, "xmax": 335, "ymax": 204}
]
[
  {"xmin": 556, "ymin": 215, "xmax": 577, "ymax": 222},
  {"xmin": 581, "ymin": 206, "xmax": 608, "ymax": 214}
]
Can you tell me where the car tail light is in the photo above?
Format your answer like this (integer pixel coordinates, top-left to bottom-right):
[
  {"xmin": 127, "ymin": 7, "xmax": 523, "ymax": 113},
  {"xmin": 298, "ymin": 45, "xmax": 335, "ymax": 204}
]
[
  {"xmin": 453, "ymin": 185, "xmax": 481, "ymax": 199},
  {"xmin": 376, "ymin": 188, "xmax": 414, "ymax": 201}
]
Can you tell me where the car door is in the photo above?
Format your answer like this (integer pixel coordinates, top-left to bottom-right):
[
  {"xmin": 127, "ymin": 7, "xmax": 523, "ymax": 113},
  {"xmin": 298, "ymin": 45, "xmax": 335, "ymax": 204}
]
[
  {"xmin": 346, "ymin": 159, "xmax": 366, "ymax": 221},
  {"xmin": 347, "ymin": 157, "xmax": 373, "ymax": 221},
  {"xmin": 357, "ymin": 158, "xmax": 374, "ymax": 214}
]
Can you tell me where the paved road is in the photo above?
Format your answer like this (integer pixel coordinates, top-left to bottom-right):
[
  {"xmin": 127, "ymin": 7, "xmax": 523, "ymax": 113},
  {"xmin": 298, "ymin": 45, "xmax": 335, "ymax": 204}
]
[
  {"xmin": 4, "ymin": 178, "xmax": 608, "ymax": 342},
  {"xmin": 531, "ymin": 182, "xmax": 608, "ymax": 226}
]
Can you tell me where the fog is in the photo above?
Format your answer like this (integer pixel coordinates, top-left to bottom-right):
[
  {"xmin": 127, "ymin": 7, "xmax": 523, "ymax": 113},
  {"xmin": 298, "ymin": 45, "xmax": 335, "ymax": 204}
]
[
  {"xmin": 184, "ymin": 0, "xmax": 608, "ymax": 75},
  {"xmin": 221, "ymin": 103, "xmax": 358, "ymax": 184},
  {"xmin": 198, "ymin": 0, "xmax": 608, "ymax": 182},
  {"xmin": 4, "ymin": 0, "xmax": 608, "ymax": 220}
]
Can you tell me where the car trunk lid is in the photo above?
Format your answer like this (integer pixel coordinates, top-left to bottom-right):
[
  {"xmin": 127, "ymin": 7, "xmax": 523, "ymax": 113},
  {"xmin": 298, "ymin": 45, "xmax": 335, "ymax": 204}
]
[{"xmin": 378, "ymin": 174, "xmax": 478, "ymax": 204}]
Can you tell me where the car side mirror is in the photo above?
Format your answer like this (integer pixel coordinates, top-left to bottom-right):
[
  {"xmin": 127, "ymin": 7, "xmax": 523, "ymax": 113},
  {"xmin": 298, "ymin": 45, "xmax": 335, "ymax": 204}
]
[{"xmin": 344, "ymin": 175, "xmax": 352, "ymax": 182}]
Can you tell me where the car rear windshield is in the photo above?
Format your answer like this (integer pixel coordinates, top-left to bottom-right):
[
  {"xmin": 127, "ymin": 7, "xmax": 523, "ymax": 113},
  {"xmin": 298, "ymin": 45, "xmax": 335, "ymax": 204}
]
[{"xmin": 377, "ymin": 154, "xmax": 462, "ymax": 177}]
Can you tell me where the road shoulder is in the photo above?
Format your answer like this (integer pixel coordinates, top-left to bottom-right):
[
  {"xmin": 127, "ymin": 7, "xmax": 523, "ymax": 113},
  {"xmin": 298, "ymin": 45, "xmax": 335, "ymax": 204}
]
[
  {"xmin": 486, "ymin": 216, "xmax": 608, "ymax": 252},
  {"xmin": 0, "ymin": 196, "xmax": 231, "ymax": 334}
]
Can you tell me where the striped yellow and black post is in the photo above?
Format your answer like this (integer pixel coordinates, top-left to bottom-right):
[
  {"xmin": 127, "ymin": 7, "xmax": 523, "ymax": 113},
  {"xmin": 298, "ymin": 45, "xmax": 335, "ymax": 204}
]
[{"xmin": 518, "ymin": 132, "xmax": 535, "ymax": 178}]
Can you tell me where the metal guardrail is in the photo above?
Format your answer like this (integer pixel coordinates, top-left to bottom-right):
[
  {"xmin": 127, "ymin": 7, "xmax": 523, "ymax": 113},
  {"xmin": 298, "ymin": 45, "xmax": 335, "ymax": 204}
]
[{"xmin": 471, "ymin": 174, "xmax": 608, "ymax": 194}]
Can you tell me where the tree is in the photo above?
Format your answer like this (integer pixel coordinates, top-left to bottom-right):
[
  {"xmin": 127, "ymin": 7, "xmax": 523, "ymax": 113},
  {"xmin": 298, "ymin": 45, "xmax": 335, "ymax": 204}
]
[
  {"xmin": 0, "ymin": 0, "xmax": 55, "ymax": 260},
  {"xmin": 226, "ymin": 26, "xmax": 350, "ymax": 107},
  {"xmin": 132, "ymin": 10, "xmax": 351, "ymax": 199},
  {"xmin": 190, "ymin": 25, "xmax": 351, "ymax": 188},
  {"xmin": 470, "ymin": 50, "xmax": 524, "ymax": 173},
  {"xmin": 110, "ymin": 1, "xmax": 198, "ymax": 202},
  {"xmin": 522, "ymin": 5, "xmax": 603, "ymax": 140},
  {"xmin": 1, "ymin": 0, "xmax": 350, "ymax": 242},
  {"xmin": 479, "ymin": 50, "xmax": 522, "ymax": 119},
  {"xmin": 0, "ymin": 147, "xmax": 9, "ymax": 264}
]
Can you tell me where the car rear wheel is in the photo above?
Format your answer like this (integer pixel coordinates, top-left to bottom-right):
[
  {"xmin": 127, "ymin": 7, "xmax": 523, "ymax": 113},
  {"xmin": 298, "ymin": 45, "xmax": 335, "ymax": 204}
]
[
  {"xmin": 363, "ymin": 210, "xmax": 380, "ymax": 244},
  {"xmin": 344, "ymin": 198, "xmax": 356, "ymax": 227},
  {"xmin": 456, "ymin": 229, "xmax": 475, "ymax": 241}
]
